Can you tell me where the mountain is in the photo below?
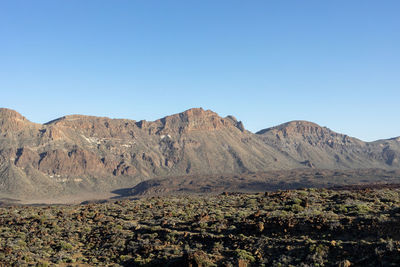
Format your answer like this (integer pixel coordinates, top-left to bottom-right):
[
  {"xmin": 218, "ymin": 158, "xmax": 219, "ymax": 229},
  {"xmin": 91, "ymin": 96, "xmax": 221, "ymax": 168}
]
[
  {"xmin": 0, "ymin": 107, "xmax": 399, "ymax": 201},
  {"xmin": 256, "ymin": 120, "xmax": 400, "ymax": 169}
]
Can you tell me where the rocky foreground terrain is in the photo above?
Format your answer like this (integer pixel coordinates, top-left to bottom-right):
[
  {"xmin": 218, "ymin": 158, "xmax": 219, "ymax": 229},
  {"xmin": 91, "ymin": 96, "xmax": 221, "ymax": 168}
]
[
  {"xmin": 0, "ymin": 107, "xmax": 399, "ymax": 202},
  {"xmin": 1, "ymin": 185, "xmax": 400, "ymax": 266}
]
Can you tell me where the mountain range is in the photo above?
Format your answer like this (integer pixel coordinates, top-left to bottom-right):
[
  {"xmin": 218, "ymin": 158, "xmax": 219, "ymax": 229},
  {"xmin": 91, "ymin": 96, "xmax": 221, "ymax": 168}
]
[{"xmin": 0, "ymin": 107, "xmax": 399, "ymax": 202}]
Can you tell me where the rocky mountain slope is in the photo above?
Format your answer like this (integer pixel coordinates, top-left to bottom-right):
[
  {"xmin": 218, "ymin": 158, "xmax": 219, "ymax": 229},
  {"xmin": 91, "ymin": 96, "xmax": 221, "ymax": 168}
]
[
  {"xmin": 0, "ymin": 107, "xmax": 399, "ymax": 200},
  {"xmin": 256, "ymin": 120, "xmax": 399, "ymax": 169}
]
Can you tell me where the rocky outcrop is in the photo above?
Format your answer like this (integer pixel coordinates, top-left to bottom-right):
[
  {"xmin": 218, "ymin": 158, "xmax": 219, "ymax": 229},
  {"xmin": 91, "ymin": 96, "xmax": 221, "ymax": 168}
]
[
  {"xmin": 0, "ymin": 109, "xmax": 40, "ymax": 141},
  {"xmin": 0, "ymin": 108, "xmax": 32, "ymax": 132}
]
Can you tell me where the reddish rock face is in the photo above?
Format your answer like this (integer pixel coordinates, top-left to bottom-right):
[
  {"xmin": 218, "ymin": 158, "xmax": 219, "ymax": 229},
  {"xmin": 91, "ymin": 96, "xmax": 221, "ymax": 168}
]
[
  {"xmin": 38, "ymin": 149, "xmax": 103, "ymax": 176},
  {"xmin": 35, "ymin": 149, "xmax": 135, "ymax": 177},
  {"xmin": 38, "ymin": 126, "xmax": 64, "ymax": 141},
  {"xmin": 164, "ymin": 108, "xmax": 230, "ymax": 132},
  {"xmin": 14, "ymin": 148, "xmax": 40, "ymax": 168},
  {"xmin": 138, "ymin": 108, "xmax": 244, "ymax": 135},
  {"xmin": 0, "ymin": 108, "xmax": 39, "ymax": 133}
]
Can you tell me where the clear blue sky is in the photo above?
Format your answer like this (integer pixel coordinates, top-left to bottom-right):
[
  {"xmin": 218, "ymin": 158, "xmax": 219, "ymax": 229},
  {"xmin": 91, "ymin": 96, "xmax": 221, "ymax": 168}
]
[{"xmin": 1, "ymin": 1, "xmax": 399, "ymax": 141}]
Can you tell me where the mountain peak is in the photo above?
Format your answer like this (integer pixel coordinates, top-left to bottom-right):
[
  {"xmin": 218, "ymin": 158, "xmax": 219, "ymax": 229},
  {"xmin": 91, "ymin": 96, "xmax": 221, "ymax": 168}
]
[
  {"xmin": 45, "ymin": 114, "xmax": 111, "ymax": 125},
  {"xmin": 256, "ymin": 120, "xmax": 324, "ymax": 135},
  {"xmin": 155, "ymin": 108, "xmax": 245, "ymax": 134},
  {"xmin": 0, "ymin": 108, "xmax": 26, "ymax": 120},
  {"xmin": 179, "ymin": 107, "xmax": 209, "ymax": 117},
  {"xmin": 256, "ymin": 119, "xmax": 365, "ymax": 154},
  {"xmin": 0, "ymin": 108, "xmax": 34, "ymax": 132}
]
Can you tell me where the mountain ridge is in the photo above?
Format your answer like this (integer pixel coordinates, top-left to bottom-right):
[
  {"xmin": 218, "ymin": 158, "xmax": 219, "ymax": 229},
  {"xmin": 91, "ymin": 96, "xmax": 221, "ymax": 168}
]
[
  {"xmin": 0, "ymin": 107, "xmax": 399, "ymax": 200},
  {"xmin": 2, "ymin": 107, "xmax": 395, "ymax": 142}
]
